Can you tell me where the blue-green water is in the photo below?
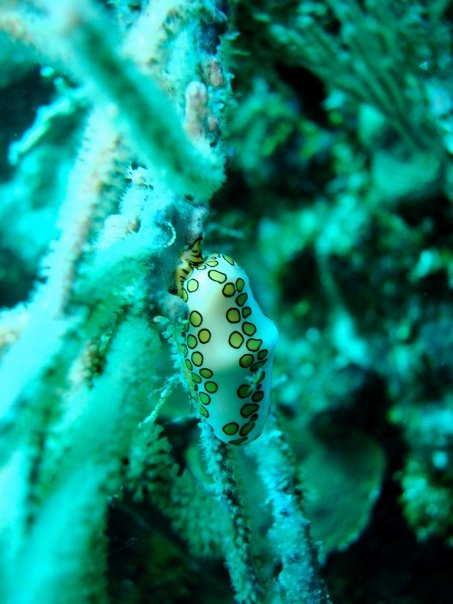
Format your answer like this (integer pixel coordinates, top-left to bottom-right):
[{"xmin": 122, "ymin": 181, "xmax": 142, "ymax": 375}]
[{"xmin": 0, "ymin": 1, "xmax": 452, "ymax": 603}]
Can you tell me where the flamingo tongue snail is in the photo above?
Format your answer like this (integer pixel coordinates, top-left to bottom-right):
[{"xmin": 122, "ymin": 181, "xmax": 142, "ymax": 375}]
[{"xmin": 176, "ymin": 238, "xmax": 278, "ymax": 445}]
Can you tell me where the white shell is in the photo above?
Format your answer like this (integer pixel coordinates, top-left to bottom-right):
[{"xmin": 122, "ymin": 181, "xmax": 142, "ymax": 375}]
[{"xmin": 181, "ymin": 254, "xmax": 278, "ymax": 445}]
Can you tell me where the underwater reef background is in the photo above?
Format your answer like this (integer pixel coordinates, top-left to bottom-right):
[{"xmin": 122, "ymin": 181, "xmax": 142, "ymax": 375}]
[{"xmin": 1, "ymin": 1, "xmax": 453, "ymax": 603}]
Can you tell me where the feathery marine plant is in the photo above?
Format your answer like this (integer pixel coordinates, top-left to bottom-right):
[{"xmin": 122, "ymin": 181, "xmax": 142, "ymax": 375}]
[
  {"xmin": 0, "ymin": 1, "xmax": 330, "ymax": 603},
  {"xmin": 236, "ymin": 0, "xmax": 453, "ymax": 189}
]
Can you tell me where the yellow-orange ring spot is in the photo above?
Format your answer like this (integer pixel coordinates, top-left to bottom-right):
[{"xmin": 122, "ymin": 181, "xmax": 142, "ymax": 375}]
[
  {"xmin": 187, "ymin": 279, "xmax": 199, "ymax": 292},
  {"xmin": 187, "ymin": 334, "xmax": 197, "ymax": 349},
  {"xmin": 191, "ymin": 351, "xmax": 203, "ymax": 366},
  {"xmin": 240, "ymin": 403, "xmax": 259, "ymax": 417},
  {"xmin": 199, "ymin": 392, "xmax": 211, "ymax": 405},
  {"xmin": 191, "ymin": 372, "xmax": 202, "ymax": 384},
  {"xmin": 222, "ymin": 282, "xmax": 236, "ymax": 297},
  {"xmin": 190, "ymin": 310, "xmax": 203, "ymax": 327},
  {"xmin": 236, "ymin": 293, "xmax": 248, "ymax": 306},
  {"xmin": 198, "ymin": 329, "xmax": 211, "ymax": 344},
  {"xmin": 199, "ymin": 405, "xmax": 209, "ymax": 418},
  {"xmin": 200, "ymin": 367, "xmax": 213, "ymax": 378},
  {"xmin": 226, "ymin": 308, "xmax": 241, "ymax": 323},
  {"xmin": 222, "ymin": 422, "xmax": 239, "ymax": 435},
  {"xmin": 205, "ymin": 381, "xmax": 218, "ymax": 394},
  {"xmin": 208, "ymin": 270, "xmax": 227, "ymax": 283},
  {"xmin": 181, "ymin": 289, "xmax": 188, "ymax": 302},
  {"xmin": 237, "ymin": 385, "xmax": 251, "ymax": 398},
  {"xmin": 239, "ymin": 354, "xmax": 254, "ymax": 368},
  {"xmin": 242, "ymin": 306, "xmax": 252, "ymax": 318},
  {"xmin": 229, "ymin": 331, "xmax": 244, "ymax": 349},
  {"xmin": 246, "ymin": 338, "xmax": 262, "ymax": 352},
  {"xmin": 222, "ymin": 255, "xmax": 235, "ymax": 265},
  {"xmin": 252, "ymin": 390, "xmax": 264, "ymax": 402},
  {"xmin": 236, "ymin": 277, "xmax": 245, "ymax": 292},
  {"xmin": 251, "ymin": 360, "xmax": 266, "ymax": 372},
  {"xmin": 242, "ymin": 322, "xmax": 257, "ymax": 336},
  {"xmin": 240, "ymin": 422, "xmax": 256, "ymax": 436},
  {"xmin": 258, "ymin": 349, "xmax": 268, "ymax": 360}
]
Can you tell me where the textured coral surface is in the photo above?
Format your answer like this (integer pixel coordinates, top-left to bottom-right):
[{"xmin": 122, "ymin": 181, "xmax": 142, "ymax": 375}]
[{"xmin": 1, "ymin": 1, "xmax": 452, "ymax": 603}]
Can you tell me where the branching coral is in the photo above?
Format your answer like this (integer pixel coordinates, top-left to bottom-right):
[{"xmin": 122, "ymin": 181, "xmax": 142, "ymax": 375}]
[
  {"xmin": 2, "ymin": 0, "xmax": 453, "ymax": 602},
  {"xmin": 0, "ymin": 1, "xmax": 329, "ymax": 603}
]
